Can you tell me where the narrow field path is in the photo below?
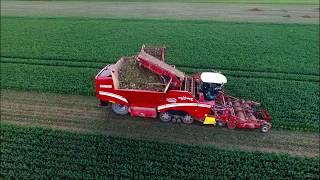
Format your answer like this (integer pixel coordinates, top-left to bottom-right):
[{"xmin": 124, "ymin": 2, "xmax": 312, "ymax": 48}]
[
  {"xmin": 1, "ymin": 90, "xmax": 319, "ymax": 157},
  {"xmin": 1, "ymin": 1, "xmax": 319, "ymax": 23}
]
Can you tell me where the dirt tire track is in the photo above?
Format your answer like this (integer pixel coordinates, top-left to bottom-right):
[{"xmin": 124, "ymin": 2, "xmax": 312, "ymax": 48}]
[{"xmin": 1, "ymin": 90, "xmax": 319, "ymax": 157}]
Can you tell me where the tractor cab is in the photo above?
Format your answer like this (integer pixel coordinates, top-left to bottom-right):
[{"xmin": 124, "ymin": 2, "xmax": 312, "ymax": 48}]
[{"xmin": 200, "ymin": 72, "xmax": 227, "ymax": 100}]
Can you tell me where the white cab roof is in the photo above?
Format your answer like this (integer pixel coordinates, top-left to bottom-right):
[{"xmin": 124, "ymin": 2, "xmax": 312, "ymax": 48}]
[{"xmin": 200, "ymin": 72, "xmax": 227, "ymax": 84}]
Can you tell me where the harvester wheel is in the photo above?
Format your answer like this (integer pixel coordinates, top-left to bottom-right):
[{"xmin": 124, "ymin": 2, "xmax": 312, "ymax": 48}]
[
  {"xmin": 111, "ymin": 103, "xmax": 129, "ymax": 115},
  {"xmin": 159, "ymin": 112, "xmax": 172, "ymax": 123},
  {"xmin": 182, "ymin": 114, "xmax": 194, "ymax": 124},
  {"xmin": 260, "ymin": 124, "xmax": 269, "ymax": 133}
]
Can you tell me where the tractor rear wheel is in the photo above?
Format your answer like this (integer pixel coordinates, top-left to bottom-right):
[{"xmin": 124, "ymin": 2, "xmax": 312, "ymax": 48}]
[
  {"xmin": 260, "ymin": 124, "xmax": 269, "ymax": 133},
  {"xmin": 111, "ymin": 103, "xmax": 129, "ymax": 115},
  {"xmin": 159, "ymin": 112, "xmax": 172, "ymax": 123},
  {"xmin": 182, "ymin": 114, "xmax": 194, "ymax": 124}
]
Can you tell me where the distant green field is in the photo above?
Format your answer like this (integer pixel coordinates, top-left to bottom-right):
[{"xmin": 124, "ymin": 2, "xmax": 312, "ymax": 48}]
[
  {"xmin": 1, "ymin": 17, "xmax": 319, "ymax": 75},
  {"xmin": 3, "ymin": 0, "xmax": 318, "ymax": 5},
  {"xmin": 1, "ymin": 123, "xmax": 319, "ymax": 179}
]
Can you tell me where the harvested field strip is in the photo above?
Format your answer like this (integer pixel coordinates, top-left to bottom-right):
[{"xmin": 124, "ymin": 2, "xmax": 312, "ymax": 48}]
[
  {"xmin": 1, "ymin": 90, "xmax": 319, "ymax": 157},
  {"xmin": 1, "ymin": 0, "xmax": 319, "ymax": 5},
  {"xmin": 1, "ymin": 63, "xmax": 319, "ymax": 131},
  {"xmin": 1, "ymin": 124, "xmax": 319, "ymax": 179},
  {"xmin": 2, "ymin": 57, "xmax": 319, "ymax": 82},
  {"xmin": 2, "ymin": 1, "xmax": 319, "ymax": 25},
  {"xmin": 1, "ymin": 17, "xmax": 319, "ymax": 75}
]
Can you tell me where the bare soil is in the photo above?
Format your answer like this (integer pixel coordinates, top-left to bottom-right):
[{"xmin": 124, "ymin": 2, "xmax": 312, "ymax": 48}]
[
  {"xmin": 1, "ymin": 90, "xmax": 319, "ymax": 157},
  {"xmin": 118, "ymin": 57, "xmax": 163, "ymax": 91},
  {"xmin": 143, "ymin": 46, "xmax": 164, "ymax": 60},
  {"xmin": 301, "ymin": 15, "xmax": 312, "ymax": 18},
  {"xmin": 248, "ymin": 8, "xmax": 263, "ymax": 11},
  {"xmin": 1, "ymin": 1, "xmax": 318, "ymax": 24}
]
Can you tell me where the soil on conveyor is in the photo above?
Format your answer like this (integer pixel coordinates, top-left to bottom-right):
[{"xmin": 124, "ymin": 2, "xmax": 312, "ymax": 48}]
[
  {"xmin": 118, "ymin": 57, "xmax": 164, "ymax": 91},
  {"xmin": 143, "ymin": 46, "xmax": 163, "ymax": 60}
]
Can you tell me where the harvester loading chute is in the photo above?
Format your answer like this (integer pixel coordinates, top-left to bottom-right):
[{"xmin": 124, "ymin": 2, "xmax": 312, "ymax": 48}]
[{"xmin": 137, "ymin": 46, "xmax": 185, "ymax": 89}]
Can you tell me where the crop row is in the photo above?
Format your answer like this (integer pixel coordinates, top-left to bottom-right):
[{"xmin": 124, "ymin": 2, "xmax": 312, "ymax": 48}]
[
  {"xmin": 1, "ymin": 63, "xmax": 319, "ymax": 131},
  {"xmin": 2, "ymin": 57, "xmax": 319, "ymax": 82},
  {"xmin": 1, "ymin": 17, "xmax": 319, "ymax": 75},
  {"xmin": 1, "ymin": 123, "xmax": 319, "ymax": 179}
]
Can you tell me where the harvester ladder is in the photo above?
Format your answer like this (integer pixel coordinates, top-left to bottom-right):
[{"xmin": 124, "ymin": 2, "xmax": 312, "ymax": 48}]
[
  {"xmin": 184, "ymin": 76, "xmax": 188, "ymax": 91},
  {"xmin": 191, "ymin": 77, "xmax": 195, "ymax": 96}
]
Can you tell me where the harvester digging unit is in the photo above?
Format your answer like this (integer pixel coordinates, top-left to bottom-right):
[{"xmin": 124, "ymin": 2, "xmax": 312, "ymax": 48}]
[{"xmin": 95, "ymin": 45, "xmax": 272, "ymax": 133}]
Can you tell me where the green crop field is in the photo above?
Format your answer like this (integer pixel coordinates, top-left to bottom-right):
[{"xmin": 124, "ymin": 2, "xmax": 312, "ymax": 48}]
[
  {"xmin": 1, "ymin": 0, "xmax": 319, "ymax": 179},
  {"xmin": 1, "ymin": 124, "xmax": 319, "ymax": 179},
  {"xmin": 1, "ymin": 17, "xmax": 319, "ymax": 132},
  {"xmin": 2, "ymin": 17, "xmax": 319, "ymax": 75}
]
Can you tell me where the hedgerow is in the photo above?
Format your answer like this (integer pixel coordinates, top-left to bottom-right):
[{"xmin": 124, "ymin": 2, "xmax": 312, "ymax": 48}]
[{"xmin": 1, "ymin": 124, "xmax": 319, "ymax": 179}]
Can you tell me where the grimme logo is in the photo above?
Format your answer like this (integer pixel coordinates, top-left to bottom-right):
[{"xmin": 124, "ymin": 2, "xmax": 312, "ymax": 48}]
[
  {"xmin": 178, "ymin": 96, "xmax": 193, "ymax": 101},
  {"xmin": 166, "ymin": 98, "xmax": 177, "ymax": 103}
]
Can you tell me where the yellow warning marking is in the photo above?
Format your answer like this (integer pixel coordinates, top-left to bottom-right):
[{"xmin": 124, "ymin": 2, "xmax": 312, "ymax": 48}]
[{"xmin": 203, "ymin": 116, "xmax": 216, "ymax": 125}]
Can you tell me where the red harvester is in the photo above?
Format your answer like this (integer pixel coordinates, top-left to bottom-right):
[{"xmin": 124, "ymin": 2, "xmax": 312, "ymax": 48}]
[{"xmin": 95, "ymin": 45, "xmax": 272, "ymax": 133}]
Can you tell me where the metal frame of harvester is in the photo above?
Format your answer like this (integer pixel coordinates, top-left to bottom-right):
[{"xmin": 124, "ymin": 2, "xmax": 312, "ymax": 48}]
[{"xmin": 95, "ymin": 45, "xmax": 272, "ymax": 133}]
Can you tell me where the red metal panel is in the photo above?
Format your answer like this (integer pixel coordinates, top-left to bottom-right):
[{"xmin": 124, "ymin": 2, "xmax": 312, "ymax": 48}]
[
  {"xmin": 130, "ymin": 107, "xmax": 157, "ymax": 118},
  {"xmin": 114, "ymin": 89, "xmax": 164, "ymax": 108}
]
